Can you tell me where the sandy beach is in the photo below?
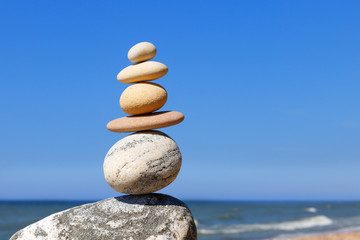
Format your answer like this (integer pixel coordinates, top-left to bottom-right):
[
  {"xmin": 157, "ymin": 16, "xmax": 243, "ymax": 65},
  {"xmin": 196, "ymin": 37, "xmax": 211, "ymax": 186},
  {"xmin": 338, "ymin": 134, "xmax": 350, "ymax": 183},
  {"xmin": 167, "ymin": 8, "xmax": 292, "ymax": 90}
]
[{"xmin": 290, "ymin": 231, "xmax": 360, "ymax": 240}]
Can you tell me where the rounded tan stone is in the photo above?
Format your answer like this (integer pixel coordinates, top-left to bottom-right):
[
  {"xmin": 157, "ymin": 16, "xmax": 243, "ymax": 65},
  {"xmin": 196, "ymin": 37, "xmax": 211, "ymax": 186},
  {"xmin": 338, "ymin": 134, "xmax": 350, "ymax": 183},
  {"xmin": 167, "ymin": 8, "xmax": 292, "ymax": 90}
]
[
  {"xmin": 117, "ymin": 61, "xmax": 168, "ymax": 84},
  {"xmin": 103, "ymin": 131, "xmax": 182, "ymax": 195},
  {"xmin": 128, "ymin": 42, "xmax": 157, "ymax": 63},
  {"xmin": 120, "ymin": 82, "xmax": 167, "ymax": 115},
  {"xmin": 107, "ymin": 111, "xmax": 184, "ymax": 133}
]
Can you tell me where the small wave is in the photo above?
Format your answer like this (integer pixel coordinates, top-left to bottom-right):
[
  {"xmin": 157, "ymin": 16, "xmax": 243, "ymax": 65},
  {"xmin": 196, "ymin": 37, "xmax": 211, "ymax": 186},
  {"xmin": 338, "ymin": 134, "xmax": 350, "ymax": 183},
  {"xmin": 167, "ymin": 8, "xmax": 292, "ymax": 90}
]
[
  {"xmin": 198, "ymin": 215, "xmax": 332, "ymax": 235},
  {"xmin": 305, "ymin": 207, "xmax": 317, "ymax": 213},
  {"xmin": 219, "ymin": 214, "xmax": 237, "ymax": 220}
]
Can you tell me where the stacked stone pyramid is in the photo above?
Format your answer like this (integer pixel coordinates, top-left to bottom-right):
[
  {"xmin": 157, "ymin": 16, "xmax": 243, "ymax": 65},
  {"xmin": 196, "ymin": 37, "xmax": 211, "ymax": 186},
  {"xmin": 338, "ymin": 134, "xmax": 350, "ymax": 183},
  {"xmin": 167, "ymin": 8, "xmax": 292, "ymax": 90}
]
[{"xmin": 104, "ymin": 42, "xmax": 186, "ymax": 195}]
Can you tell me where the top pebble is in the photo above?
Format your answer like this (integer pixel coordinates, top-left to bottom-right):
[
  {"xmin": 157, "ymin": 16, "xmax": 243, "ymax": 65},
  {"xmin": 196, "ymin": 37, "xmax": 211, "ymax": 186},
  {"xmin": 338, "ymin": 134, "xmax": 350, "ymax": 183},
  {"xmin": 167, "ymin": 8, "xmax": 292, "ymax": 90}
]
[{"xmin": 128, "ymin": 42, "xmax": 157, "ymax": 63}]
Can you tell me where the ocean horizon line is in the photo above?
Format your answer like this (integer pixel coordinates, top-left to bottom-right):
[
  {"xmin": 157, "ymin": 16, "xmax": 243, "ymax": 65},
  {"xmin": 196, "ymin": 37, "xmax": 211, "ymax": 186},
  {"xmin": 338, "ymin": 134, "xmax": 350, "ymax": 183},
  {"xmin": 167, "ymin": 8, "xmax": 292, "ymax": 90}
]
[{"xmin": 2, "ymin": 198, "xmax": 360, "ymax": 202}]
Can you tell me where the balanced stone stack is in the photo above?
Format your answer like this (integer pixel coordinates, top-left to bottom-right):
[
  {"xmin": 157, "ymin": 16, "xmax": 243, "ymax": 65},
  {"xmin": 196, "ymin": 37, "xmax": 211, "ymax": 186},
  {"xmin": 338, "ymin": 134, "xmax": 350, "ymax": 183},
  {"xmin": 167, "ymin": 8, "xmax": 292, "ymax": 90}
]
[
  {"xmin": 103, "ymin": 42, "xmax": 197, "ymax": 239},
  {"xmin": 105, "ymin": 42, "xmax": 187, "ymax": 195},
  {"xmin": 10, "ymin": 42, "xmax": 197, "ymax": 240}
]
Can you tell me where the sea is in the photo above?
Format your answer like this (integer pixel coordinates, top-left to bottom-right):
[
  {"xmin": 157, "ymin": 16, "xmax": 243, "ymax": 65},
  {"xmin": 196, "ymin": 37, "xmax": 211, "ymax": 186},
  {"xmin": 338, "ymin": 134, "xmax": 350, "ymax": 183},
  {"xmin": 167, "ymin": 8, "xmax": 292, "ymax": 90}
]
[{"xmin": 1, "ymin": 200, "xmax": 360, "ymax": 240}]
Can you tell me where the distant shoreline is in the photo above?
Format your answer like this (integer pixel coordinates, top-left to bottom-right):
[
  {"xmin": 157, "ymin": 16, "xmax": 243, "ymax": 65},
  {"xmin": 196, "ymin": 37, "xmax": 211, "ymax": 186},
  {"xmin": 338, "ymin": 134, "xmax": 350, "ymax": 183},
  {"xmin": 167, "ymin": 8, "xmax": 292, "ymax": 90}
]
[
  {"xmin": 289, "ymin": 231, "xmax": 360, "ymax": 240},
  {"xmin": 268, "ymin": 225, "xmax": 360, "ymax": 240}
]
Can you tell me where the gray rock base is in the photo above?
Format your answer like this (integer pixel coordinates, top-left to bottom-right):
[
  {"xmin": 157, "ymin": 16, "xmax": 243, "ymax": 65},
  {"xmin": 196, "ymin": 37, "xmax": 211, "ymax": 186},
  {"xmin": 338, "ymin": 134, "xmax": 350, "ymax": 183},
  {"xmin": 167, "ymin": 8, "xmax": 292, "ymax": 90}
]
[{"xmin": 10, "ymin": 194, "xmax": 197, "ymax": 240}]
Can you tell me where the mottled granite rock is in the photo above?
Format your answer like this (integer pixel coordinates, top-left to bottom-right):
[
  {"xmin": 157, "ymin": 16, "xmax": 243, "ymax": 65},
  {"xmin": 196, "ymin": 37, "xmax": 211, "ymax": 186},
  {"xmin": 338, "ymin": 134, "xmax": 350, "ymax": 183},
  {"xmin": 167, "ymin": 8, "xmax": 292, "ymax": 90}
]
[
  {"xmin": 104, "ymin": 131, "xmax": 182, "ymax": 194},
  {"xmin": 10, "ymin": 194, "xmax": 197, "ymax": 240}
]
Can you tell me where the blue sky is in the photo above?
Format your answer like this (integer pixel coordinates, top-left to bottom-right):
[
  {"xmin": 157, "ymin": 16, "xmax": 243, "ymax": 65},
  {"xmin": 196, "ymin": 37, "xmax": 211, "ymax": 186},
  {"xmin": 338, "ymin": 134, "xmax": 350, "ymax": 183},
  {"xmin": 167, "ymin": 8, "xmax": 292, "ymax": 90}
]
[{"xmin": 1, "ymin": 1, "xmax": 359, "ymax": 200}]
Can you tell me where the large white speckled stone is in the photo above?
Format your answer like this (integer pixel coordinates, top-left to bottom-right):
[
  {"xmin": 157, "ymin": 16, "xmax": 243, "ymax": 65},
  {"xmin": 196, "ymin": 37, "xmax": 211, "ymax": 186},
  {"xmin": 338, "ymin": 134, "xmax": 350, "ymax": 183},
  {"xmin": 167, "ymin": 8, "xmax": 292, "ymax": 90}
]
[
  {"xmin": 10, "ymin": 194, "xmax": 197, "ymax": 240},
  {"xmin": 104, "ymin": 131, "xmax": 182, "ymax": 194}
]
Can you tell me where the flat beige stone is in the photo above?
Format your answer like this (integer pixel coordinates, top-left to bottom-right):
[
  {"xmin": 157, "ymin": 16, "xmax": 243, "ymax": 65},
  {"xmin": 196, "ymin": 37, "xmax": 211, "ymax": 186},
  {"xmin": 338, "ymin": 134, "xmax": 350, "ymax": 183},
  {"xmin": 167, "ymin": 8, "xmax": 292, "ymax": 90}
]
[
  {"xmin": 117, "ymin": 61, "xmax": 168, "ymax": 84},
  {"xmin": 120, "ymin": 82, "xmax": 167, "ymax": 115},
  {"xmin": 128, "ymin": 42, "xmax": 157, "ymax": 63},
  {"xmin": 107, "ymin": 111, "xmax": 184, "ymax": 132}
]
